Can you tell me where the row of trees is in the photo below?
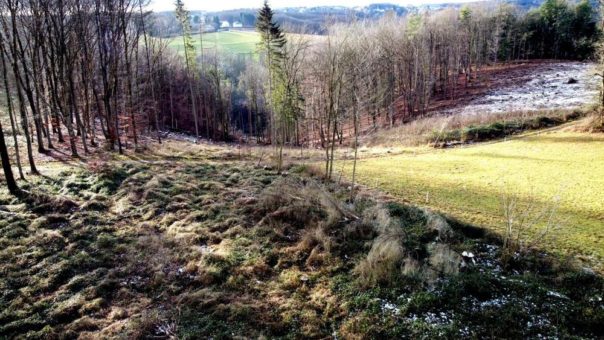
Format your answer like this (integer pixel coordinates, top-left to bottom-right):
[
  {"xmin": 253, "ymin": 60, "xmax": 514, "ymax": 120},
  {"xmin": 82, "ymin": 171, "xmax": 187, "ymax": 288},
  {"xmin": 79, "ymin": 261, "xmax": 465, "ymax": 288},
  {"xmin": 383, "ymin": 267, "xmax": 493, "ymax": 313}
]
[
  {"xmin": 0, "ymin": 0, "xmax": 161, "ymax": 195},
  {"xmin": 236, "ymin": 0, "xmax": 601, "ymax": 179},
  {"xmin": 0, "ymin": 0, "xmax": 235, "ymax": 195}
]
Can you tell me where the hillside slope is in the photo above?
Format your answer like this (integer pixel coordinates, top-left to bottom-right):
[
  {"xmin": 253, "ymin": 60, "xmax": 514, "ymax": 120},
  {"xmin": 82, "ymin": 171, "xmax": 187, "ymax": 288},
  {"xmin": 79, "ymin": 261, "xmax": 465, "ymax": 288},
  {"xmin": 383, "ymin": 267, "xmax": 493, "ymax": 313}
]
[
  {"xmin": 0, "ymin": 139, "xmax": 602, "ymax": 338},
  {"xmin": 341, "ymin": 129, "xmax": 604, "ymax": 270}
]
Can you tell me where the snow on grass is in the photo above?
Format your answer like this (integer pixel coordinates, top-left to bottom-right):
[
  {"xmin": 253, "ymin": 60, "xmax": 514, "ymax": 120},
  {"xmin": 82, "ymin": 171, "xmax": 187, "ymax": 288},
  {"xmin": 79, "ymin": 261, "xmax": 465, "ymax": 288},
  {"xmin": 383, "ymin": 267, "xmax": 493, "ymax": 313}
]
[{"xmin": 441, "ymin": 62, "xmax": 599, "ymax": 116}]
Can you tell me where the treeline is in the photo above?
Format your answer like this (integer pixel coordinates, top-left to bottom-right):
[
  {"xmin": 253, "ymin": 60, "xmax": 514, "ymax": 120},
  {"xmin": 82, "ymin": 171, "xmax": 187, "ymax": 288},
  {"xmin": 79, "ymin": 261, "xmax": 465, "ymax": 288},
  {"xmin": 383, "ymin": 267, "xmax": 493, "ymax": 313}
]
[
  {"xmin": 0, "ymin": 0, "xmax": 165, "ymax": 194},
  {"xmin": 504, "ymin": 0, "xmax": 599, "ymax": 60},
  {"xmin": 222, "ymin": 0, "xmax": 601, "ymax": 150},
  {"xmin": 228, "ymin": 0, "xmax": 601, "ymax": 178},
  {"xmin": 0, "ymin": 0, "xmax": 237, "ymax": 194}
]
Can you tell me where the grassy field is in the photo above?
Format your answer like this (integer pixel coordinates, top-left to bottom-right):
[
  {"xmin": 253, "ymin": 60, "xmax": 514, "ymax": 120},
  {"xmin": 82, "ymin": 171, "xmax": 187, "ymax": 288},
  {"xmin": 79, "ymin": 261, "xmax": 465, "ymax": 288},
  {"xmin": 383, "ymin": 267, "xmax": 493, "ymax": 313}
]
[
  {"xmin": 166, "ymin": 31, "xmax": 324, "ymax": 56},
  {"xmin": 167, "ymin": 31, "xmax": 260, "ymax": 55},
  {"xmin": 340, "ymin": 129, "xmax": 604, "ymax": 269}
]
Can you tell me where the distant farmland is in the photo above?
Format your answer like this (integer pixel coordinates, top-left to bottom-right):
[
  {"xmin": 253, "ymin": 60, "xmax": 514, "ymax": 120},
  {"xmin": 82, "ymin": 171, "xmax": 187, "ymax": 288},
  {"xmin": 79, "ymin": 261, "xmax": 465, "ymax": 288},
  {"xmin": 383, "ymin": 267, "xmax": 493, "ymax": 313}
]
[
  {"xmin": 167, "ymin": 31, "xmax": 260, "ymax": 55},
  {"xmin": 166, "ymin": 30, "xmax": 324, "ymax": 56}
]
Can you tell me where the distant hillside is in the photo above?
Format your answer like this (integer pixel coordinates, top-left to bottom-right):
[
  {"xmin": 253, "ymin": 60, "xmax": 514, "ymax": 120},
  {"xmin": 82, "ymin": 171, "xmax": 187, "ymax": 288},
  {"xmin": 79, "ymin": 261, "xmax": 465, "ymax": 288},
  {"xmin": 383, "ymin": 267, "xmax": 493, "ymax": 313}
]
[{"xmin": 151, "ymin": 1, "xmax": 546, "ymax": 37}]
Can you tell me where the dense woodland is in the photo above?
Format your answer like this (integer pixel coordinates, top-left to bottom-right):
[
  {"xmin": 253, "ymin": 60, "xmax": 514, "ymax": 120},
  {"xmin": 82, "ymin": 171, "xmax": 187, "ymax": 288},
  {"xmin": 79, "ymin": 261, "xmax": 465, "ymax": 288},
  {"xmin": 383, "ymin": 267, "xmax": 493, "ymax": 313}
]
[{"xmin": 0, "ymin": 0, "xmax": 601, "ymax": 192}]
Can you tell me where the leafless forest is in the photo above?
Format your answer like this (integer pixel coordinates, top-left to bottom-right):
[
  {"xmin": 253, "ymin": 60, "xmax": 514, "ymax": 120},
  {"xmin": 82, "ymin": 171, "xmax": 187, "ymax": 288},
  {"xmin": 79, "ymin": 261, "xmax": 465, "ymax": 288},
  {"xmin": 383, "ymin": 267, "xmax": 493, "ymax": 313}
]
[{"xmin": 0, "ymin": 0, "xmax": 599, "ymax": 183}]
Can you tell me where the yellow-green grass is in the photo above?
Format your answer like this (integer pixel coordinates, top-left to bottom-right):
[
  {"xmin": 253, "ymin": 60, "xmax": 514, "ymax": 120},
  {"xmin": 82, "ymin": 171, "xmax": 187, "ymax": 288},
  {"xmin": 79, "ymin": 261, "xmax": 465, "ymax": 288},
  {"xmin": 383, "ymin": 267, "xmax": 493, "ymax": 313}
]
[
  {"xmin": 166, "ymin": 31, "xmax": 324, "ymax": 56},
  {"xmin": 167, "ymin": 31, "xmax": 260, "ymax": 55},
  {"xmin": 339, "ymin": 130, "xmax": 604, "ymax": 269}
]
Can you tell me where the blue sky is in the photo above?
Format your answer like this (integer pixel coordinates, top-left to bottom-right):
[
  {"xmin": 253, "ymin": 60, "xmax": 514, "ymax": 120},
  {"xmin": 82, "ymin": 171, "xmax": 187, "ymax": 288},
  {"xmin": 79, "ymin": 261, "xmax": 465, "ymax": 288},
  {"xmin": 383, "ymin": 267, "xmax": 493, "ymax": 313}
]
[{"xmin": 150, "ymin": 0, "xmax": 477, "ymax": 12}]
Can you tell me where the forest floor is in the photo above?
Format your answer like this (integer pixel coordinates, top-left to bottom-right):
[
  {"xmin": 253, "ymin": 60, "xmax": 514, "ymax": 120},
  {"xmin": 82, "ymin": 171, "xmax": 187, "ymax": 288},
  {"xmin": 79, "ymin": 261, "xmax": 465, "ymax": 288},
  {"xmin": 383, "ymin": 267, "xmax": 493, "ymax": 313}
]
[
  {"xmin": 0, "ymin": 135, "xmax": 603, "ymax": 338},
  {"xmin": 339, "ymin": 60, "xmax": 599, "ymax": 141}
]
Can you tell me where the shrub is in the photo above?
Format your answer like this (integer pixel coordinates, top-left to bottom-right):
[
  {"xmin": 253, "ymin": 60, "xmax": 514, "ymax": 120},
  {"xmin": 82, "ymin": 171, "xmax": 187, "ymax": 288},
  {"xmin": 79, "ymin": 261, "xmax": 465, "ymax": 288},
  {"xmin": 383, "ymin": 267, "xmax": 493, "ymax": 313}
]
[
  {"xmin": 462, "ymin": 124, "xmax": 505, "ymax": 142},
  {"xmin": 427, "ymin": 109, "xmax": 587, "ymax": 146},
  {"xmin": 428, "ymin": 243, "xmax": 461, "ymax": 276},
  {"xmin": 500, "ymin": 187, "xmax": 562, "ymax": 266},
  {"xmin": 355, "ymin": 231, "xmax": 406, "ymax": 286},
  {"xmin": 355, "ymin": 203, "xmax": 462, "ymax": 287}
]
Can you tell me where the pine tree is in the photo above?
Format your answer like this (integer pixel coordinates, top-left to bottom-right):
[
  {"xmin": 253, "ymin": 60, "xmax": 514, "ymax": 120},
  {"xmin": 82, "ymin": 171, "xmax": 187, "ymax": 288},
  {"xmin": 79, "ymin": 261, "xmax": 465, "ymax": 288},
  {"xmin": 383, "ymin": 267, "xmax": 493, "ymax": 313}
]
[
  {"xmin": 175, "ymin": 0, "xmax": 200, "ymax": 137},
  {"xmin": 256, "ymin": 0, "xmax": 286, "ymax": 125},
  {"xmin": 256, "ymin": 1, "xmax": 286, "ymax": 68},
  {"xmin": 256, "ymin": 1, "xmax": 287, "ymax": 170},
  {"xmin": 175, "ymin": 0, "xmax": 197, "ymax": 70}
]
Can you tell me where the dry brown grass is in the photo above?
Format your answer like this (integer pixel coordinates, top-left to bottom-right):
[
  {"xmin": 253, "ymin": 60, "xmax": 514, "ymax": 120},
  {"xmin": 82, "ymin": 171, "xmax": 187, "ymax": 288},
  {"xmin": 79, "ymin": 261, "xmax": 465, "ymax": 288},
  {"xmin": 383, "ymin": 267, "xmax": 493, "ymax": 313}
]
[
  {"xmin": 362, "ymin": 108, "xmax": 587, "ymax": 147},
  {"xmin": 569, "ymin": 112, "xmax": 604, "ymax": 133},
  {"xmin": 3, "ymin": 135, "xmax": 601, "ymax": 338},
  {"xmin": 354, "ymin": 203, "xmax": 463, "ymax": 286}
]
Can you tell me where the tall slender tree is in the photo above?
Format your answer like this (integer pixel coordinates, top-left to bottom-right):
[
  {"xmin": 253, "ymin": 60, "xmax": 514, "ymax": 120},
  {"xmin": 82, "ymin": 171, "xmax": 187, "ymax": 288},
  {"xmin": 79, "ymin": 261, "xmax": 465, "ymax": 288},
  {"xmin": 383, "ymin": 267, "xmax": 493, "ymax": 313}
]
[
  {"xmin": 256, "ymin": 1, "xmax": 288, "ymax": 171},
  {"xmin": 0, "ymin": 120, "xmax": 18, "ymax": 195},
  {"xmin": 175, "ymin": 0, "xmax": 199, "ymax": 138}
]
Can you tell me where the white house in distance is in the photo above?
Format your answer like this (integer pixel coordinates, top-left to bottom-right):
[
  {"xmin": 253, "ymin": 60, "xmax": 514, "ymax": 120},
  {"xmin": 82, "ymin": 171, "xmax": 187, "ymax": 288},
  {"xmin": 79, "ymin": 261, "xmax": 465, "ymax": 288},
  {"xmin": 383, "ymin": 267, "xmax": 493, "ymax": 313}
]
[
  {"xmin": 221, "ymin": 21, "xmax": 231, "ymax": 29},
  {"xmin": 232, "ymin": 21, "xmax": 243, "ymax": 28}
]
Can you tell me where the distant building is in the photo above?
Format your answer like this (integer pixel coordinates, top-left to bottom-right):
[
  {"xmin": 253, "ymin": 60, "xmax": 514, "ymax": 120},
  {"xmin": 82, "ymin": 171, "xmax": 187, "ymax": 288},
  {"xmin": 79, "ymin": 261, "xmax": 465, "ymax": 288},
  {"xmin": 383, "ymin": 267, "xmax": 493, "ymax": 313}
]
[
  {"xmin": 232, "ymin": 21, "xmax": 243, "ymax": 28},
  {"xmin": 204, "ymin": 24, "xmax": 216, "ymax": 32},
  {"xmin": 220, "ymin": 21, "xmax": 231, "ymax": 28}
]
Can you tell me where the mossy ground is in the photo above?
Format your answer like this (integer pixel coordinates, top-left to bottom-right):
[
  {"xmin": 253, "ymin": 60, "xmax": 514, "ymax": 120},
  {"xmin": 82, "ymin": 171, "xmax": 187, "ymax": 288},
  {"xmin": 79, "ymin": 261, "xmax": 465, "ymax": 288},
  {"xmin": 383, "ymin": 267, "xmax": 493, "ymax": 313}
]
[{"xmin": 0, "ymin": 140, "xmax": 602, "ymax": 338}]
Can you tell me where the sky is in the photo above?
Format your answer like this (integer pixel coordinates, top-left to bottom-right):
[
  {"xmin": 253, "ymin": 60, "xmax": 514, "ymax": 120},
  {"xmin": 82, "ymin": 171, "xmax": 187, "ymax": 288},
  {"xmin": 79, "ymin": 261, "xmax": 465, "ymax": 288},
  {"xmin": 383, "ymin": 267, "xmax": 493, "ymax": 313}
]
[{"xmin": 150, "ymin": 0, "xmax": 476, "ymax": 13}]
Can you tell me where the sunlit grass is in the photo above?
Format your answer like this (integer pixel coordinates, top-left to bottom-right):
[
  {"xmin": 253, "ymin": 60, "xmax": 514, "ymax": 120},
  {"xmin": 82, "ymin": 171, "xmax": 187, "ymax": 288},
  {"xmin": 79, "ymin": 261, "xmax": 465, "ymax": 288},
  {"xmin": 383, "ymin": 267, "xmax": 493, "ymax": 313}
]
[
  {"xmin": 165, "ymin": 31, "xmax": 324, "ymax": 56},
  {"xmin": 167, "ymin": 31, "xmax": 260, "ymax": 55},
  {"xmin": 339, "ymin": 131, "xmax": 604, "ymax": 268}
]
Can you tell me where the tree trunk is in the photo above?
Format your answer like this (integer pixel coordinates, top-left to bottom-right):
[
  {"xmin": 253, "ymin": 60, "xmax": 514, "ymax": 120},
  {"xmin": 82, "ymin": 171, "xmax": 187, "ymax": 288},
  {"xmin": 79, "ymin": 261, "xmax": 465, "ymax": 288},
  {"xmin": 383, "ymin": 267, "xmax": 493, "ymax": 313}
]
[{"xmin": 0, "ymin": 120, "xmax": 19, "ymax": 195}]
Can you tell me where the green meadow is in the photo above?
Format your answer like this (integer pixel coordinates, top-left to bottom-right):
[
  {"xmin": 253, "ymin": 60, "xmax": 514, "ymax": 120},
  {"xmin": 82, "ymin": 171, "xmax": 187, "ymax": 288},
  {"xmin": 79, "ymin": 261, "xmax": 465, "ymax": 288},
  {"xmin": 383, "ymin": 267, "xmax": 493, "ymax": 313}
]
[
  {"xmin": 167, "ymin": 31, "xmax": 260, "ymax": 55},
  {"xmin": 340, "ymin": 130, "xmax": 604, "ymax": 269}
]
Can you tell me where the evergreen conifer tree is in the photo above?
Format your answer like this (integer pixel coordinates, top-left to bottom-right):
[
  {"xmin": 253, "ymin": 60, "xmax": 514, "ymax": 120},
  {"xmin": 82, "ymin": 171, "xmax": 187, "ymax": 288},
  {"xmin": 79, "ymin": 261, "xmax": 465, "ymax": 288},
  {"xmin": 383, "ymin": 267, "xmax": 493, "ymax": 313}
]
[{"xmin": 175, "ymin": 0, "xmax": 200, "ymax": 137}]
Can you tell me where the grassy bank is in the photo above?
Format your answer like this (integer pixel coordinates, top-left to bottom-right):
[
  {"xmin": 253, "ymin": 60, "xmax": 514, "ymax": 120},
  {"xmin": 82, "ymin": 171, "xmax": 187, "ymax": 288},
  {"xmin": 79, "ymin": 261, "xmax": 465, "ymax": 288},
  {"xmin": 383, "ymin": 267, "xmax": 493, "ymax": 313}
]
[
  {"xmin": 432, "ymin": 110, "xmax": 585, "ymax": 146},
  {"xmin": 363, "ymin": 108, "xmax": 591, "ymax": 147},
  {"xmin": 340, "ymin": 130, "xmax": 604, "ymax": 270},
  {"xmin": 1, "ymin": 140, "xmax": 602, "ymax": 338}
]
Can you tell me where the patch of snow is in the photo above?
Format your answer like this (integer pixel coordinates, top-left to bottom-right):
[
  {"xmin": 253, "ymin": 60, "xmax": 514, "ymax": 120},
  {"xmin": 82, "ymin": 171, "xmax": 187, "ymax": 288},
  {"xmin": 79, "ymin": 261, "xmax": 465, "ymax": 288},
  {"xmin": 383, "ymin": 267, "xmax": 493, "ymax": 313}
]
[
  {"xmin": 423, "ymin": 311, "xmax": 453, "ymax": 325},
  {"xmin": 547, "ymin": 291, "xmax": 570, "ymax": 300},
  {"xmin": 440, "ymin": 62, "xmax": 599, "ymax": 116},
  {"xmin": 480, "ymin": 295, "xmax": 511, "ymax": 309},
  {"xmin": 381, "ymin": 300, "xmax": 401, "ymax": 315},
  {"xmin": 462, "ymin": 251, "xmax": 475, "ymax": 258},
  {"xmin": 459, "ymin": 326, "xmax": 471, "ymax": 337}
]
